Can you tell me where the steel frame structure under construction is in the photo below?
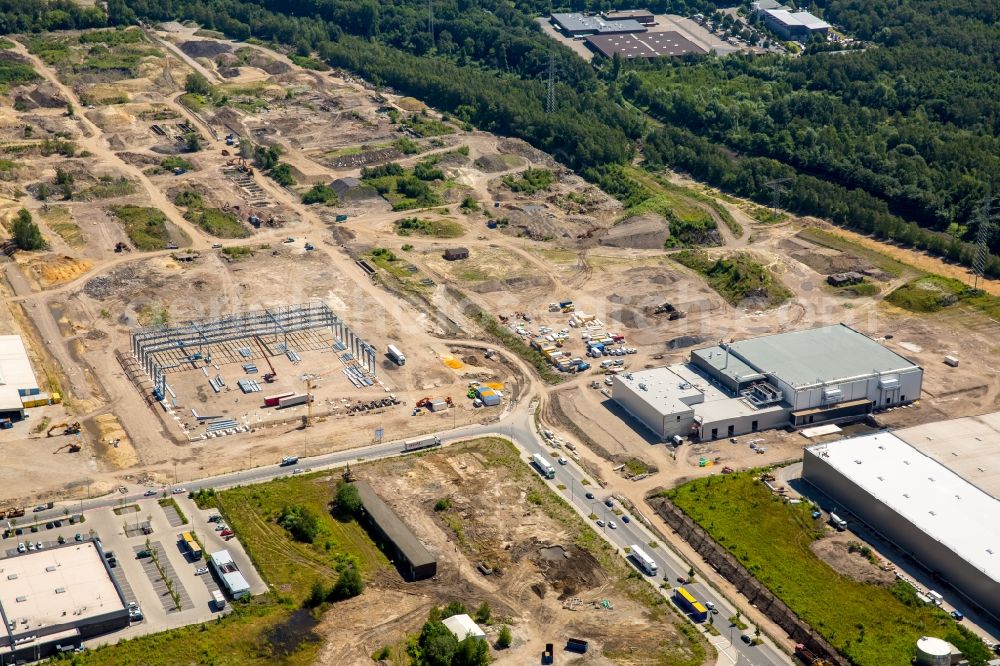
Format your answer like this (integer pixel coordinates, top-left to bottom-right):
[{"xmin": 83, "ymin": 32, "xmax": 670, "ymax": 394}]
[{"xmin": 131, "ymin": 302, "xmax": 377, "ymax": 399}]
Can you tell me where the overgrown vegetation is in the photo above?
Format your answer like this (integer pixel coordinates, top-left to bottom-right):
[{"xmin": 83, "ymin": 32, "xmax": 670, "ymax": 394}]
[
  {"xmin": 673, "ymin": 251, "xmax": 791, "ymax": 308},
  {"xmin": 362, "ymin": 161, "xmax": 443, "ymax": 211},
  {"xmin": 395, "ymin": 216, "xmax": 463, "ymax": 238},
  {"xmin": 108, "ymin": 205, "xmax": 174, "ymax": 250},
  {"xmin": 276, "ymin": 504, "xmax": 320, "ymax": 544},
  {"xmin": 666, "ymin": 472, "xmax": 985, "ymax": 666},
  {"xmin": 885, "ymin": 276, "xmax": 1000, "ymax": 320},
  {"xmin": 300, "ymin": 183, "xmax": 338, "ymax": 206},
  {"xmin": 502, "ymin": 168, "xmax": 554, "ymax": 195},
  {"xmin": 174, "ymin": 190, "xmax": 250, "ymax": 238}
]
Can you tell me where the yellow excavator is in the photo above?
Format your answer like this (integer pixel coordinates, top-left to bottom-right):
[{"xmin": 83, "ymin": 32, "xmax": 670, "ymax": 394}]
[
  {"xmin": 53, "ymin": 441, "xmax": 81, "ymax": 454},
  {"xmin": 47, "ymin": 422, "xmax": 81, "ymax": 437}
]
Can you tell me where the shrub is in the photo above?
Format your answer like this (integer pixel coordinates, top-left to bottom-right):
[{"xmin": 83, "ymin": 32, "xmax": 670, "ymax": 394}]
[
  {"xmin": 12, "ymin": 209, "xmax": 44, "ymax": 250},
  {"xmin": 276, "ymin": 504, "xmax": 320, "ymax": 543},
  {"xmin": 496, "ymin": 625, "xmax": 512, "ymax": 649},
  {"xmin": 433, "ymin": 497, "xmax": 452, "ymax": 512},
  {"xmin": 328, "ymin": 565, "xmax": 364, "ymax": 600},
  {"xmin": 335, "ymin": 481, "xmax": 362, "ymax": 514}
]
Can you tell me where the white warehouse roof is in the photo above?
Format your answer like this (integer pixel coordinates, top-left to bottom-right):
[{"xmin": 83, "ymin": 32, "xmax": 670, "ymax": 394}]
[
  {"xmin": 808, "ymin": 432, "xmax": 1000, "ymax": 584},
  {"xmin": 0, "ymin": 335, "xmax": 38, "ymax": 411},
  {"xmin": 764, "ymin": 9, "xmax": 830, "ymax": 30},
  {"xmin": 442, "ymin": 614, "xmax": 486, "ymax": 641}
]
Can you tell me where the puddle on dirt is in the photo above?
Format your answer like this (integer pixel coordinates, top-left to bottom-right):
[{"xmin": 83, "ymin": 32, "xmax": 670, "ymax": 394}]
[{"xmin": 264, "ymin": 608, "xmax": 322, "ymax": 657}]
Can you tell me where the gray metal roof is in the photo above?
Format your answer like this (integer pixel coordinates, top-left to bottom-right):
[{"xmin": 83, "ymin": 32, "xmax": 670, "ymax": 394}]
[
  {"xmin": 354, "ymin": 480, "xmax": 435, "ymax": 569},
  {"xmin": 725, "ymin": 324, "xmax": 918, "ymax": 388},
  {"xmin": 551, "ymin": 13, "xmax": 646, "ymax": 34},
  {"xmin": 691, "ymin": 345, "xmax": 764, "ymax": 384}
]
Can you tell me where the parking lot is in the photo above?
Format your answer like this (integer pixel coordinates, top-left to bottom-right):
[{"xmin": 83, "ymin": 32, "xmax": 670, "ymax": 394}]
[{"xmin": 0, "ymin": 493, "xmax": 265, "ymax": 646}]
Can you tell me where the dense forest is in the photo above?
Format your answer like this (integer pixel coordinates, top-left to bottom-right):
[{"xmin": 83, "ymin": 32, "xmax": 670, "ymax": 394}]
[{"xmin": 0, "ymin": 0, "xmax": 997, "ymax": 275}]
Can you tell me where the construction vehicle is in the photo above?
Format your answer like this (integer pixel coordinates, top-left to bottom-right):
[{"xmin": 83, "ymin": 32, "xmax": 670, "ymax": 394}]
[
  {"xmin": 114, "ymin": 241, "xmax": 130, "ymax": 253},
  {"xmin": 47, "ymin": 422, "xmax": 81, "ymax": 437},
  {"xmin": 342, "ymin": 463, "xmax": 356, "ymax": 483},
  {"xmin": 0, "ymin": 506, "xmax": 24, "ymax": 519},
  {"xmin": 253, "ymin": 336, "xmax": 276, "ymax": 382},
  {"xmin": 794, "ymin": 644, "xmax": 834, "ymax": 666},
  {"xmin": 53, "ymin": 441, "xmax": 81, "ymax": 454}
]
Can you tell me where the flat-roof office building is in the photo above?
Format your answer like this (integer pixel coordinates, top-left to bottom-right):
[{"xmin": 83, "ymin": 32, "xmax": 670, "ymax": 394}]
[
  {"xmin": 0, "ymin": 541, "xmax": 129, "ymax": 661},
  {"xmin": 550, "ymin": 13, "xmax": 648, "ymax": 37},
  {"xmin": 613, "ymin": 324, "xmax": 922, "ymax": 441}
]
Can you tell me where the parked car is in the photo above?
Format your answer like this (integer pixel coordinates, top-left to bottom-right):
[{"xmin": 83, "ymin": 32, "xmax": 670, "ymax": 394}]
[
  {"xmin": 45, "ymin": 522, "xmax": 53, "ymax": 529},
  {"xmin": 622, "ymin": 515, "xmax": 630, "ymax": 524},
  {"xmin": 136, "ymin": 549, "xmax": 151, "ymax": 559},
  {"xmin": 604, "ymin": 499, "xmax": 614, "ymax": 508},
  {"xmin": 194, "ymin": 567, "xmax": 209, "ymax": 576},
  {"xmin": 16, "ymin": 542, "xmax": 24, "ymax": 553},
  {"xmin": 53, "ymin": 520, "xmax": 61, "ymax": 528},
  {"xmin": 292, "ymin": 468, "xmax": 304, "ymax": 474},
  {"xmin": 35, "ymin": 542, "xmax": 43, "ymax": 550},
  {"xmin": 215, "ymin": 524, "xmax": 228, "ymax": 531},
  {"xmin": 27, "ymin": 543, "xmax": 34, "ymax": 551},
  {"xmin": 951, "ymin": 610, "xmax": 964, "ymax": 621},
  {"xmin": 585, "ymin": 492, "xmax": 595, "ymax": 500},
  {"xmin": 74, "ymin": 533, "xmax": 82, "ymax": 541},
  {"xmin": 595, "ymin": 520, "xmax": 605, "ymax": 528},
  {"xmin": 208, "ymin": 515, "xmax": 222, "ymax": 523},
  {"xmin": 220, "ymin": 529, "xmax": 234, "ymax": 537}
]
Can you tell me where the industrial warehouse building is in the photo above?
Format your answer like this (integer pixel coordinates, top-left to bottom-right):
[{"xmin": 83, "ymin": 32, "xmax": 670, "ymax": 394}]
[
  {"xmin": 550, "ymin": 13, "xmax": 648, "ymax": 37},
  {"xmin": 760, "ymin": 9, "xmax": 830, "ymax": 40},
  {"xmin": 0, "ymin": 541, "xmax": 129, "ymax": 661},
  {"xmin": 0, "ymin": 335, "xmax": 42, "ymax": 419},
  {"xmin": 802, "ymin": 430, "xmax": 1000, "ymax": 623},
  {"xmin": 612, "ymin": 324, "xmax": 922, "ymax": 441},
  {"xmin": 354, "ymin": 480, "xmax": 437, "ymax": 580},
  {"xmin": 585, "ymin": 32, "xmax": 705, "ymax": 59},
  {"xmin": 601, "ymin": 9, "xmax": 655, "ymax": 25}
]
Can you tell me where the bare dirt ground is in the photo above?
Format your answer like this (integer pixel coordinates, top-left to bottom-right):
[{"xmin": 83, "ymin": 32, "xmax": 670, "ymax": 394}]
[
  {"xmin": 311, "ymin": 439, "xmax": 708, "ymax": 665},
  {"xmin": 809, "ymin": 531, "xmax": 895, "ymax": 587}
]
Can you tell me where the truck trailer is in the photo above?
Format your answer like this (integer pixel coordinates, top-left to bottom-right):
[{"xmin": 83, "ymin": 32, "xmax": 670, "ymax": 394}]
[
  {"xmin": 387, "ymin": 344, "xmax": 406, "ymax": 366},
  {"xmin": 277, "ymin": 393, "xmax": 313, "ymax": 408},
  {"xmin": 532, "ymin": 453, "xmax": 556, "ymax": 479},
  {"xmin": 403, "ymin": 436, "xmax": 441, "ymax": 452},
  {"xmin": 673, "ymin": 587, "xmax": 708, "ymax": 622}
]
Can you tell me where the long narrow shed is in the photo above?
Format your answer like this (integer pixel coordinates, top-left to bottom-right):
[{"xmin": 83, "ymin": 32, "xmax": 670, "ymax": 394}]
[{"xmin": 354, "ymin": 480, "xmax": 437, "ymax": 580}]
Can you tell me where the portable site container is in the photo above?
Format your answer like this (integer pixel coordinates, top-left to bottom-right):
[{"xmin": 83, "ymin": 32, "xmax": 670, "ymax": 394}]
[
  {"xmin": 278, "ymin": 393, "xmax": 312, "ymax": 408},
  {"xmin": 263, "ymin": 392, "xmax": 295, "ymax": 407}
]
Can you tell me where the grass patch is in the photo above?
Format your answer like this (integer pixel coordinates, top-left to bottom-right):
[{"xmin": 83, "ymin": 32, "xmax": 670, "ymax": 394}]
[
  {"xmin": 745, "ymin": 205, "xmax": 786, "ymax": 224},
  {"xmin": 113, "ymin": 504, "xmax": 140, "ymax": 515},
  {"xmin": 673, "ymin": 250, "xmax": 792, "ymax": 308},
  {"xmin": 159, "ymin": 156, "xmax": 194, "ymax": 173},
  {"xmin": 362, "ymin": 162, "xmax": 443, "ymax": 211},
  {"xmin": 78, "ymin": 176, "xmax": 136, "ymax": 201},
  {"xmin": 301, "ymin": 183, "xmax": 338, "ymax": 206},
  {"xmin": 885, "ymin": 275, "xmax": 1000, "ymax": 320},
  {"xmin": 200, "ymin": 472, "xmax": 388, "ymax": 605},
  {"xmin": 39, "ymin": 206, "xmax": 83, "ymax": 247},
  {"xmin": 402, "ymin": 113, "xmax": 454, "ymax": 137},
  {"xmin": 798, "ymin": 227, "xmax": 909, "ymax": 278},
  {"xmin": 108, "ymin": 205, "xmax": 174, "ymax": 251},
  {"xmin": 502, "ymin": 168, "xmax": 554, "ymax": 195},
  {"xmin": 834, "ymin": 281, "xmax": 880, "ymax": 298},
  {"xmin": 289, "ymin": 54, "xmax": 329, "ymax": 71},
  {"xmin": 158, "ymin": 497, "xmax": 188, "ymax": 525},
  {"xmin": 623, "ymin": 458, "xmax": 653, "ymax": 476},
  {"xmin": 665, "ymin": 472, "xmax": 971, "ymax": 666},
  {"xmin": 222, "ymin": 245, "xmax": 256, "ymax": 260},
  {"xmin": 0, "ymin": 58, "xmax": 39, "ymax": 92},
  {"xmin": 394, "ymin": 216, "xmax": 463, "ymax": 238},
  {"xmin": 188, "ymin": 207, "xmax": 250, "ymax": 238},
  {"xmin": 74, "ymin": 598, "xmax": 322, "ymax": 665}
]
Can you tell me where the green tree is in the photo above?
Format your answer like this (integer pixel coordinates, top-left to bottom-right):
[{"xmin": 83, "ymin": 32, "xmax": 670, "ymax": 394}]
[
  {"xmin": 473, "ymin": 601, "xmax": 490, "ymax": 624},
  {"xmin": 12, "ymin": 209, "xmax": 44, "ymax": 250},
  {"xmin": 329, "ymin": 565, "xmax": 364, "ymax": 600},
  {"xmin": 303, "ymin": 580, "xmax": 327, "ymax": 608},
  {"xmin": 496, "ymin": 625, "xmax": 512, "ymax": 649},
  {"xmin": 184, "ymin": 132, "xmax": 200, "ymax": 153},
  {"xmin": 65, "ymin": 101, "xmax": 74, "ymax": 117},
  {"xmin": 418, "ymin": 619, "xmax": 458, "ymax": 666},
  {"xmin": 441, "ymin": 601, "xmax": 466, "ymax": 619},
  {"xmin": 335, "ymin": 481, "xmax": 362, "ymax": 514},
  {"xmin": 452, "ymin": 636, "xmax": 489, "ymax": 666},
  {"xmin": 276, "ymin": 504, "xmax": 320, "ymax": 543},
  {"xmin": 184, "ymin": 72, "xmax": 212, "ymax": 96}
]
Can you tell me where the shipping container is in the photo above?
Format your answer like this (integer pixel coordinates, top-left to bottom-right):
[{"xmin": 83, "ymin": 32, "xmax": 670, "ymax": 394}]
[
  {"xmin": 263, "ymin": 392, "xmax": 295, "ymax": 407},
  {"xmin": 278, "ymin": 393, "xmax": 313, "ymax": 408},
  {"xmin": 212, "ymin": 590, "xmax": 227, "ymax": 610}
]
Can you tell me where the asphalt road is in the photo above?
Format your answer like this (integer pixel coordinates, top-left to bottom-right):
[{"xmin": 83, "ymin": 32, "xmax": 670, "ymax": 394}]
[{"xmin": 30, "ymin": 403, "xmax": 790, "ymax": 665}]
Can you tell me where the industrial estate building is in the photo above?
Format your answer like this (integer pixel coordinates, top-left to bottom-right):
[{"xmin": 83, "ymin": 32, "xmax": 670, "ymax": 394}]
[
  {"xmin": 354, "ymin": 480, "xmax": 437, "ymax": 580},
  {"xmin": 758, "ymin": 8, "xmax": 830, "ymax": 40},
  {"xmin": 585, "ymin": 32, "xmax": 705, "ymax": 59},
  {"xmin": 612, "ymin": 324, "xmax": 922, "ymax": 441},
  {"xmin": 0, "ymin": 335, "xmax": 43, "ymax": 419},
  {"xmin": 208, "ymin": 550, "xmax": 251, "ymax": 600},
  {"xmin": 0, "ymin": 541, "xmax": 129, "ymax": 661},
  {"xmin": 802, "ymin": 426, "xmax": 1000, "ymax": 622},
  {"xmin": 550, "ymin": 13, "xmax": 648, "ymax": 37},
  {"xmin": 601, "ymin": 9, "xmax": 655, "ymax": 25}
]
